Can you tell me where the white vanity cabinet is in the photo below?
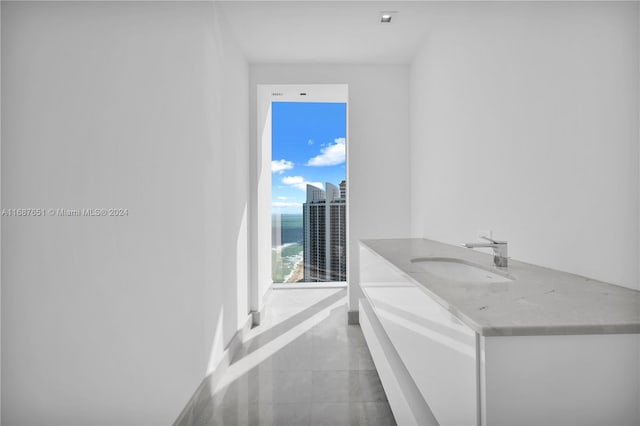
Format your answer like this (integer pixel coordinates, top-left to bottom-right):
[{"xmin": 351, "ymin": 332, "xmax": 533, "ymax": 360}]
[
  {"xmin": 359, "ymin": 243, "xmax": 479, "ymax": 426},
  {"xmin": 359, "ymin": 240, "xmax": 640, "ymax": 426}
]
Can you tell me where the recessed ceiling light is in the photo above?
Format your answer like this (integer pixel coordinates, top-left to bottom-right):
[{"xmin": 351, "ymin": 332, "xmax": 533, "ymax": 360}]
[{"xmin": 380, "ymin": 11, "xmax": 397, "ymax": 24}]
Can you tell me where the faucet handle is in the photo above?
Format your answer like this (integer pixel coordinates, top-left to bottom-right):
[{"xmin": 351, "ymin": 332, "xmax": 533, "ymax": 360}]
[{"xmin": 481, "ymin": 235, "xmax": 506, "ymax": 244}]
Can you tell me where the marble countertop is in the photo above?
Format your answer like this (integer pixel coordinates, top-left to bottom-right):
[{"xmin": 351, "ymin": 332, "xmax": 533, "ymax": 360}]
[{"xmin": 360, "ymin": 238, "xmax": 640, "ymax": 337}]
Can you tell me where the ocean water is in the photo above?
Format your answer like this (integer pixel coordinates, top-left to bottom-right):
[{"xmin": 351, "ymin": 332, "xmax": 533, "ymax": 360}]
[{"xmin": 272, "ymin": 214, "xmax": 304, "ymax": 283}]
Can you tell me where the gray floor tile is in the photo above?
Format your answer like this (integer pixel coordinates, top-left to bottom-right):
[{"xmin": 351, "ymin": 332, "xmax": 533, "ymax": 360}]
[
  {"xmin": 311, "ymin": 341, "xmax": 376, "ymax": 371},
  {"xmin": 313, "ymin": 321, "xmax": 369, "ymax": 345},
  {"xmin": 257, "ymin": 339, "xmax": 315, "ymax": 371},
  {"xmin": 258, "ymin": 369, "xmax": 313, "ymax": 404},
  {"xmin": 176, "ymin": 289, "xmax": 394, "ymax": 426},
  {"xmin": 206, "ymin": 403, "xmax": 261, "ymax": 426},
  {"xmin": 312, "ymin": 370, "xmax": 352, "ymax": 402},
  {"xmin": 363, "ymin": 402, "xmax": 397, "ymax": 425},
  {"xmin": 351, "ymin": 370, "xmax": 388, "ymax": 402},
  {"xmin": 258, "ymin": 403, "xmax": 312, "ymax": 426},
  {"xmin": 310, "ymin": 402, "xmax": 367, "ymax": 426},
  {"xmin": 310, "ymin": 402, "xmax": 397, "ymax": 426},
  {"xmin": 212, "ymin": 373, "xmax": 260, "ymax": 408},
  {"xmin": 312, "ymin": 370, "xmax": 388, "ymax": 403}
]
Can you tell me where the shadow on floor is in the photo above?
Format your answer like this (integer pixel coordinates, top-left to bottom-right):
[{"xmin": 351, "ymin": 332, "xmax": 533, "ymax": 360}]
[{"xmin": 175, "ymin": 288, "xmax": 396, "ymax": 426}]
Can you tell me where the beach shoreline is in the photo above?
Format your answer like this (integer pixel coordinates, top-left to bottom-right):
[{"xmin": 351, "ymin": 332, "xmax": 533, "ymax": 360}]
[{"xmin": 286, "ymin": 259, "xmax": 304, "ymax": 283}]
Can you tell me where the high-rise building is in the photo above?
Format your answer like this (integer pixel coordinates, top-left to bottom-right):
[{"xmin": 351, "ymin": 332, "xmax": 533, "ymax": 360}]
[
  {"xmin": 303, "ymin": 181, "xmax": 347, "ymax": 282},
  {"xmin": 303, "ymin": 185, "xmax": 326, "ymax": 281}
]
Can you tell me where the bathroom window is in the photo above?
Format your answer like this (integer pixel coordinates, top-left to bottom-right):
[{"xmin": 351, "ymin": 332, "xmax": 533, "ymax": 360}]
[{"xmin": 271, "ymin": 101, "xmax": 347, "ymax": 284}]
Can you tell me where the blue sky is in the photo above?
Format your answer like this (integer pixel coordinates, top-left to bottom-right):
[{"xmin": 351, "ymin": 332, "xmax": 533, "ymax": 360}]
[{"xmin": 272, "ymin": 101, "xmax": 346, "ymax": 215}]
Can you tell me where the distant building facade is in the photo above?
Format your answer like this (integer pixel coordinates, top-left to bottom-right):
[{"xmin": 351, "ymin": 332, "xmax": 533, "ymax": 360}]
[{"xmin": 303, "ymin": 181, "xmax": 347, "ymax": 282}]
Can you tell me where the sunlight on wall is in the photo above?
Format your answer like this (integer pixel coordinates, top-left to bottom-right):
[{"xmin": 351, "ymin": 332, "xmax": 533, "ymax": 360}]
[
  {"xmin": 206, "ymin": 309, "xmax": 225, "ymax": 376},
  {"xmin": 237, "ymin": 205, "xmax": 249, "ymax": 324}
]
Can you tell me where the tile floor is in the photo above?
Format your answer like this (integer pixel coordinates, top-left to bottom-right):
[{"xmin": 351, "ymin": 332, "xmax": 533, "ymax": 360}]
[{"xmin": 176, "ymin": 288, "xmax": 396, "ymax": 426}]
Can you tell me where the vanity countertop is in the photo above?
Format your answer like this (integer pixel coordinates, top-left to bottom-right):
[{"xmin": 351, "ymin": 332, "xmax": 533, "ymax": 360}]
[{"xmin": 360, "ymin": 238, "xmax": 640, "ymax": 336}]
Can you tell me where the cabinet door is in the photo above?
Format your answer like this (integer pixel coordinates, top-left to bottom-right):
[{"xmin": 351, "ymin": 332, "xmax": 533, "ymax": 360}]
[
  {"xmin": 481, "ymin": 334, "xmax": 640, "ymax": 426},
  {"xmin": 365, "ymin": 286, "xmax": 479, "ymax": 426}
]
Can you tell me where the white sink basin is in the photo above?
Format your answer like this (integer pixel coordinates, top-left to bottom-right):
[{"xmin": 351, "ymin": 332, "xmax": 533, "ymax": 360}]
[{"xmin": 410, "ymin": 257, "xmax": 513, "ymax": 283}]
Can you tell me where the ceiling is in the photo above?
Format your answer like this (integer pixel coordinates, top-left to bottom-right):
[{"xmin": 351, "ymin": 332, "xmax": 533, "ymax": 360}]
[{"xmin": 217, "ymin": 1, "xmax": 437, "ymax": 64}]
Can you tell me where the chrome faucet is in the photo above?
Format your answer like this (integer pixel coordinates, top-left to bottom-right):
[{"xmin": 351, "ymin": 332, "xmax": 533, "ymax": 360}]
[{"xmin": 462, "ymin": 236, "xmax": 508, "ymax": 268}]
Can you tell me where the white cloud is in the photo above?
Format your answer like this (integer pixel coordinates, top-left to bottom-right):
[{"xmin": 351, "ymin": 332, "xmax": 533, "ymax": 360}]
[
  {"xmin": 282, "ymin": 176, "xmax": 304, "ymax": 185},
  {"xmin": 277, "ymin": 196, "xmax": 288, "ymax": 200},
  {"xmin": 282, "ymin": 175, "xmax": 323, "ymax": 191},
  {"xmin": 272, "ymin": 202, "xmax": 302, "ymax": 208},
  {"xmin": 271, "ymin": 159, "xmax": 294, "ymax": 174},
  {"xmin": 306, "ymin": 138, "xmax": 345, "ymax": 166}
]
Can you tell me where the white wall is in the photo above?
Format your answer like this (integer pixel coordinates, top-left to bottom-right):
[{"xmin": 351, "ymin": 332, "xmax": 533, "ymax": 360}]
[
  {"xmin": 1, "ymin": 2, "xmax": 249, "ymax": 424},
  {"xmin": 250, "ymin": 65, "xmax": 411, "ymax": 313},
  {"xmin": 252, "ymin": 87, "xmax": 272, "ymax": 318},
  {"xmin": 410, "ymin": 2, "xmax": 640, "ymax": 290},
  {"xmin": 0, "ymin": 2, "xmax": 3, "ymax": 422}
]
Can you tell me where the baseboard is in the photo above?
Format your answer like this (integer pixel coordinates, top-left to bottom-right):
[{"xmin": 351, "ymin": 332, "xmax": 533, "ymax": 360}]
[
  {"xmin": 251, "ymin": 309, "xmax": 262, "ymax": 327},
  {"xmin": 251, "ymin": 284, "xmax": 274, "ymax": 327},
  {"xmin": 272, "ymin": 282, "xmax": 347, "ymax": 290},
  {"xmin": 348, "ymin": 310, "xmax": 359, "ymax": 325},
  {"xmin": 173, "ymin": 313, "xmax": 253, "ymax": 425}
]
